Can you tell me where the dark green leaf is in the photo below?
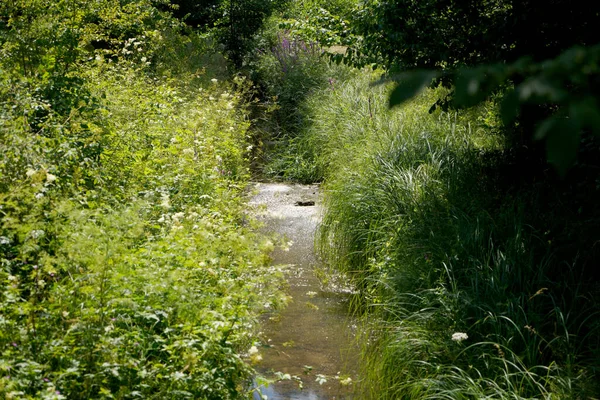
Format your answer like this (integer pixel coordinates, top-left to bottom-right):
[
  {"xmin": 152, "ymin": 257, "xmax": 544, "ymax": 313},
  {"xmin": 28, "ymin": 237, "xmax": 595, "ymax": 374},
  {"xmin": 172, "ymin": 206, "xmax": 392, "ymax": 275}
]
[
  {"xmin": 388, "ymin": 70, "xmax": 437, "ymax": 108},
  {"xmin": 535, "ymin": 117, "xmax": 581, "ymax": 175},
  {"xmin": 500, "ymin": 89, "xmax": 519, "ymax": 126},
  {"xmin": 517, "ymin": 77, "xmax": 567, "ymax": 104},
  {"xmin": 569, "ymin": 98, "xmax": 600, "ymax": 136},
  {"xmin": 454, "ymin": 68, "xmax": 493, "ymax": 107}
]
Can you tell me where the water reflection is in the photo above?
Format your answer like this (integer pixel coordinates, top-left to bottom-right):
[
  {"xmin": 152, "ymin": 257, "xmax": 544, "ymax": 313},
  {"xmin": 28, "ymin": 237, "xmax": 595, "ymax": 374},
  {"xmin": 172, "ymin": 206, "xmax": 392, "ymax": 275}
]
[
  {"xmin": 250, "ymin": 183, "xmax": 357, "ymax": 400},
  {"xmin": 253, "ymin": 381, "xmax": 322, "ymax": 400}
]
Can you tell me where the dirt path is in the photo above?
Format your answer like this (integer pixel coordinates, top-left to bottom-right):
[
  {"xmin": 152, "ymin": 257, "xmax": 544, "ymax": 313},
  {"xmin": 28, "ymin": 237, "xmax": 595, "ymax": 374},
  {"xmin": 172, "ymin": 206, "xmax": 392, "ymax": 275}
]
[{"xmin": 249, "ymin": 182, "xmax": 357, "ymax": 400}]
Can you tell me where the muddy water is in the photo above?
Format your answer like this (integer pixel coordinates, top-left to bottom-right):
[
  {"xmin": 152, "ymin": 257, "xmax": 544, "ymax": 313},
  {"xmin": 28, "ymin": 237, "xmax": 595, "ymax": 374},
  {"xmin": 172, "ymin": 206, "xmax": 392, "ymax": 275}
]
[{"xmin": 249, "ymin": 183, "xmax": 357, "ymax": 400}]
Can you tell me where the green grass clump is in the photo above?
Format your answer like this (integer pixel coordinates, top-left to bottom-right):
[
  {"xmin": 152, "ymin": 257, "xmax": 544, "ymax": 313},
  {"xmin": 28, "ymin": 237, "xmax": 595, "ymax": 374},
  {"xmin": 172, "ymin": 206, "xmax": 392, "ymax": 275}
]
[
  {"xmin": 297, "ymin": 72, "xmax": 600, "ymax": 398},
  {"xmin": 0, "ymin": 2, "xmax": 283, "ymax": 398}
]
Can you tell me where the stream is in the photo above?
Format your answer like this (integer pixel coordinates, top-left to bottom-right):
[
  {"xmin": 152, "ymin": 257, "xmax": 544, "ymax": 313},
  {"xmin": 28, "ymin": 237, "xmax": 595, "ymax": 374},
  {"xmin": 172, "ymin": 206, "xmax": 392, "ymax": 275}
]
[{"xmin": 249, "ymin": 182, "xmax": 358, "ymax": 400}]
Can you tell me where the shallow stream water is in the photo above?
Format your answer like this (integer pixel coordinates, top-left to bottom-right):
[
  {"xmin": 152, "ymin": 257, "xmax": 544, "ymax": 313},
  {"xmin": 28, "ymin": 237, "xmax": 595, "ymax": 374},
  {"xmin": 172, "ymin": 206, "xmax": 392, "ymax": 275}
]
[{"xmin": 249, "ymin": 183, "xmax": 357, "ymax": 400}]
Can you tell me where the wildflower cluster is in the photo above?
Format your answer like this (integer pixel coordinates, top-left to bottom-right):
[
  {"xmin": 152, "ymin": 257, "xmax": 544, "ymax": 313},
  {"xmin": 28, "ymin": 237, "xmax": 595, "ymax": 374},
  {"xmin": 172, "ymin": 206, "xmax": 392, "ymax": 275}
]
[{"xmin": 271, "ymin": 32, "xmax": 321, "ymax": 74}]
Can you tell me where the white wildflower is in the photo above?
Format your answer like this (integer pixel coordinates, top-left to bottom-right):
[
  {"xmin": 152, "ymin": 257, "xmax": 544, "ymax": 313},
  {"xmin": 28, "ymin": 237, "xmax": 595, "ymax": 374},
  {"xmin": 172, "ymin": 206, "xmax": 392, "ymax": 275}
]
[
  {"xmin": 160, "ymin": 193, "xmax": 170, "ymax": 209},
  {"xmin": 340, "ymin": 377, "xmax": 352, "ymax": 386},
  {"xmin": 172, "ymin": 371, "xmax": 186, "ymax": 381},
  {"xmin": 172, "ymin": 212, "xmax": 185, "ymax": 222},
  {"xmin": 45, "ymin": 173, "xmax": 57, "ymax": 183},
  {"xmin": 451, "ymin": 332, "xmax": 468, "ymax": 342},
  {"xmin": 211, "ymin": 78, "xmax": 218, "ymax": 83},
  {"xmin": 30, "ymin": 230, "xmax": 45, "ymax": 239}
]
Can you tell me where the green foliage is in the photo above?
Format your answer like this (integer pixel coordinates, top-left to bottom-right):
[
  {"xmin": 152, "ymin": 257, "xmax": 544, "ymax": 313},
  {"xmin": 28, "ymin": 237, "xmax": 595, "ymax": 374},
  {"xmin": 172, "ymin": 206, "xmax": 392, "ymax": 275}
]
[
  {"xmin": 250, "ymin": 28, "xmax": 353, "ymax": 180},
  {"xmin": 352, "ymin": 0, "xmax": 599, "ymax": 70},
  {"xmin": 384, "ymin": 45, "xmax": 600, "ymax": 175},
  {"xmin": 385, "ymin": 70, "xmax": 437, "ymax": 108},
  {"xmin": 289, "ymin": 72, "xmax": 599, "ymax": 398},
  {"xmin": 348, "ymin": 0, "xmax": 600, "ymax": 174},
  {"xmin": 216, "ymin": 0, "xmax": 287, "ymax": 67},
  {"xmin": 1, "ymin": 1, "xmax": 283, "ymax": 398},
  {"xmin": 253, "ymin": 32, "xmax": 331, "ymax": 135},
  {"xmin": 277, "ymin": 4, "xmax": 356, "ymax": 48}
]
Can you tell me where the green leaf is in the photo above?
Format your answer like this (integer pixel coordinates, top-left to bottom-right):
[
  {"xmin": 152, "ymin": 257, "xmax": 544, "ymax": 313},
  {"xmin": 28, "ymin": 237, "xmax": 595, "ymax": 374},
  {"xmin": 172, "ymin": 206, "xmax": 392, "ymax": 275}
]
[
  {"xmin": 388, "ymin": 70, "xmax": 437, "ymax": 108},
  {"xmin": 535, "ymin": 116, "xmax": 581, "ymax": 175},
  {"xmin": 500, "ymin": 89, "xmax": 519, "ymax": 126},
  {"xmin": 454, "ymin": 67, "xmax": 500, "ymax": 108},
  {"xmin": 517, "ymin": 77, "xmax": 567, "ymax": 104},
  {"xmin": 569, "ymin": 98, "xmax": 600, "ymax": 136}
]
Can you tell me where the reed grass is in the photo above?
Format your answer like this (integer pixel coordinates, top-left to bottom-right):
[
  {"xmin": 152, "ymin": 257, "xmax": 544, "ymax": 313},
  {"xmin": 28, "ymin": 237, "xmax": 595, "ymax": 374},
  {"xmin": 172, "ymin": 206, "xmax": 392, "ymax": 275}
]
[{"xmin": 291, "ymin": 72, "xmax": 600, "ymax": 398}]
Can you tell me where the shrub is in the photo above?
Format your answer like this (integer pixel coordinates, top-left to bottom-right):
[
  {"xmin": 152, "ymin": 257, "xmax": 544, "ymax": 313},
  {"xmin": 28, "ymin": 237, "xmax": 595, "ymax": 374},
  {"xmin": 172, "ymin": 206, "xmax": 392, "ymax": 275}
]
[{"xmin": 0, "ymin": 2, "xmax": 284, "ymax": 398}]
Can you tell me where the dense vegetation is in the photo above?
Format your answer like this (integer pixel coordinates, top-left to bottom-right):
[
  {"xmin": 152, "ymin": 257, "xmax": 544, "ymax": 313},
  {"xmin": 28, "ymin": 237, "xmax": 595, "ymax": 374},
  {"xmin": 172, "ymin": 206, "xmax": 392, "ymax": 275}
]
[
  {"xmin": 2, "ymin": 0, "xmax": 599, "ymax": 399},
  {"xmin": 1, "ymin": 1, "xmax": 285, "ymax": 398},
  {"xmin": 251, "ymin": 0, "xmax": 600, "ymax": 398}
]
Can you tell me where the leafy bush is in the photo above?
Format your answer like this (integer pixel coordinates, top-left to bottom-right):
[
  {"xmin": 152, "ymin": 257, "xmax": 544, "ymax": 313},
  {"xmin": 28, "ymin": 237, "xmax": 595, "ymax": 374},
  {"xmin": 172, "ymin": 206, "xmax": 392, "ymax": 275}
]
[
  {"xmin": 165, "ymin": 0, "xmax": 287, "ymax": 66},
  {"xmin": 348, "ymin": 0, "xmax": 600, "ymax": 174},
  {"xmin": 276, "ymin": 1, "xmax": 358, "ymax": 48},
  {"xmin": 1, "ymin": 1, "xmax": 284, "ymax": 398}
]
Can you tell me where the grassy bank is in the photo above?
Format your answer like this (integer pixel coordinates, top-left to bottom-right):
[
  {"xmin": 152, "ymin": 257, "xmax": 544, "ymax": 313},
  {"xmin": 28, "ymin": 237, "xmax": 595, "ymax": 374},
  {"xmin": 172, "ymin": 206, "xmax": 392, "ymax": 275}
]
[
  {"xmin": 0, "ymin": 2, "xmax": 284, "ymax": 398},
  {"xmin": 306, "ymin": 74, "xmax": 599, "ymax": 398},
  {"xmin": 253, "ymin": 40, "xmax": 599, "ymax": 396}
]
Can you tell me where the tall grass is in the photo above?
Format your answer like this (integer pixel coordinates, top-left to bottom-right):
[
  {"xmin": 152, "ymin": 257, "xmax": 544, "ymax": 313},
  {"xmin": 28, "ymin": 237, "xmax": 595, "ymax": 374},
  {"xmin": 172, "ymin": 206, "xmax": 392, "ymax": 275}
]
[{"xmin": 291, "ymin": 72, "xmax": 600, "ymax": 398}]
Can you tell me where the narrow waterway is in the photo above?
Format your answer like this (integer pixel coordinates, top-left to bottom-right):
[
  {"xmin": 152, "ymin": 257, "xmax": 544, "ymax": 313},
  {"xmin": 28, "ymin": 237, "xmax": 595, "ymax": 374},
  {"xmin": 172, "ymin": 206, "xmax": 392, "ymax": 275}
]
[{"xmin": 249, "ymin": 182, "xmax": 357, "ymax": 400}]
